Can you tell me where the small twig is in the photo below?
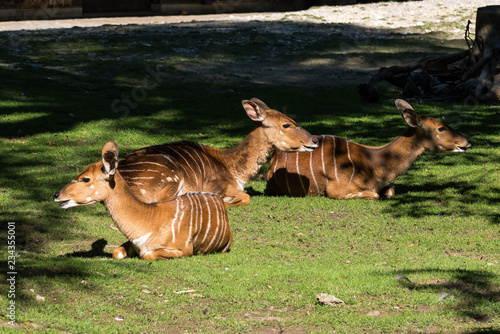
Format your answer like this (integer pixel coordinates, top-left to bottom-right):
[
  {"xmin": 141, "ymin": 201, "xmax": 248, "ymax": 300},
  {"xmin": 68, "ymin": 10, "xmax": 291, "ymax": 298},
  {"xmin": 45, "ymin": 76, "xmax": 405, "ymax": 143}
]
[
  {"xmin": 464, "ymin": 20, "xmax": 474, "ymax": 51},
  {"xmin": 173, "ymin": 289, "xmax": 196, "ymax": 294}
]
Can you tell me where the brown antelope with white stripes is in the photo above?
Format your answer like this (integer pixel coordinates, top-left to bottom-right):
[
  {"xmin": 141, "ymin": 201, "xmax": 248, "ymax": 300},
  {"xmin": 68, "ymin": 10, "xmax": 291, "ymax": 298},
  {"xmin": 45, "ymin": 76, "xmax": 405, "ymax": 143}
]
[
  {"xmin": 266, "ymin": 99, "xmax": 472, "ymax": 199},
  {"xmin": 53, "ymin": 141, "xmax": 232, "ymax": 260},
  {"xmin": 118, "ymin": 98, "xmax": 318, "ymax": 207}
]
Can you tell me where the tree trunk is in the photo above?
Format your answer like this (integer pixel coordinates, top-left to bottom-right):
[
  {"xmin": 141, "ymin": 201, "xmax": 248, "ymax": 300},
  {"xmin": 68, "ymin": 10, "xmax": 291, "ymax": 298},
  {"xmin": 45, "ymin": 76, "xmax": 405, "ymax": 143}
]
[
  {"xmin": 468, "ymin": 5, "xmax": 500, "ymax": 101},
  {"xmin": 359, "ymin": 6, "xmax": 500, "ymax": 103}
]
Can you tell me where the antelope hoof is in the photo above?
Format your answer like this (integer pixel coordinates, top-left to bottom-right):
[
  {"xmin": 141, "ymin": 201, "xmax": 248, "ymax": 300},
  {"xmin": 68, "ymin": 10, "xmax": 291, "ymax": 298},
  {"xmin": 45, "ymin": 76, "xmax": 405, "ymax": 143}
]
[
  {"xmin": 346, "ymin": 192, "xmax": 379, "ymax": 199},
  {"xmin": 112, "ymin": 246, "xmax": 128, "ymax": 259},
  {"xmin": 112, "ymin": 241, "xmax": 138, "ymax": 259},
  {"xmin": 223, "ymin": 193, "xmax": 251, "ymax": 207},
  {"xmin": 383, "ymin": 187, "xmax": 395, "ymax": 198}
]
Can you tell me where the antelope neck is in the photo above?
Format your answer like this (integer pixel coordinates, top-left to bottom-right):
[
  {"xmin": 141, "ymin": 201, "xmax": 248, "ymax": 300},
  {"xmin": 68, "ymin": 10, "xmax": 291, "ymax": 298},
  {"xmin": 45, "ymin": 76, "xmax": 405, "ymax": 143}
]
[
  {"xmin": 370, "ymin": 127, "xmax": 426, "ymax": 181},
  {"xmin": 103, "ymin": 172, "xmax": 155, "ymax": 242},
  {"xmin": 218, "ymin": 126, "xmax": 272, "ymax": 184}
]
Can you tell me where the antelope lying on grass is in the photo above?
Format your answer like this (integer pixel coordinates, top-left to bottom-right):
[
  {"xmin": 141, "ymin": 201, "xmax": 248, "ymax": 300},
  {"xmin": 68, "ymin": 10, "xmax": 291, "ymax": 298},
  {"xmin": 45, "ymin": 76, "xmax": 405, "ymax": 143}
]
[
  {"xmin": 266, "ymin": 99, "xmax": 471, "ymax": 199},
  {"xmin": 118, "ymin": 98, "xmax": 318, "ymax": 207},
  {"xmin": 54, "ymin": 141, "xmax": 233, "ymax": 260}
]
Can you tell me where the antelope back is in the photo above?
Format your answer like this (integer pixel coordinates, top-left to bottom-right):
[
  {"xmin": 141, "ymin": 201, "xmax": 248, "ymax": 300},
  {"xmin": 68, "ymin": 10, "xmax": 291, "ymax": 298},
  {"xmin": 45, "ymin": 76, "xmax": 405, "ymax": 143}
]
[{"xmin": 118, "ymin": 141, "xmax": 233, "ymax": 203}]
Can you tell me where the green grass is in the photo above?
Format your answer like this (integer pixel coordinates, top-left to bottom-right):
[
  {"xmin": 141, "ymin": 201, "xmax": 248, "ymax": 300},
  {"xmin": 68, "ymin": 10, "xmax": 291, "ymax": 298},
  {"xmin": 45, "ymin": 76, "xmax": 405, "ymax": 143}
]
[{"xmin": 0, "ymin": 18, "xmax": 499, "ymax": 334}]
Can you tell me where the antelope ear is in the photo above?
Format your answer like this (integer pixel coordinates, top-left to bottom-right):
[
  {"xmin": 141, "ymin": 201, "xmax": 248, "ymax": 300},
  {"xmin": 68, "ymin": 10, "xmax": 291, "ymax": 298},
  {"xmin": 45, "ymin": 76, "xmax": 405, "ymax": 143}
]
[
  {"xmin": 101, "ymin": 141, "xmax": 119, "ymax": 176},
  {"xmin": 250, "ymin": 98, "xmax": 270, "ymax": 111},
  {"xmin": 242, "ymin": 99, "xmax": 264, "ymax": 122},
  {"xmin": 395, "ymin": 99, "xmax": 421, "ymax": 128}
]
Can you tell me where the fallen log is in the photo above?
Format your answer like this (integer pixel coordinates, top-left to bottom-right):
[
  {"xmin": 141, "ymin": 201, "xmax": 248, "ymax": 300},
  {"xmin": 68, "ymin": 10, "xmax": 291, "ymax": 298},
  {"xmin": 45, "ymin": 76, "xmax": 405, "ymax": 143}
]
[{"xmin": 359, "ymin": 6, "xmax": 500, "ymax": 103}]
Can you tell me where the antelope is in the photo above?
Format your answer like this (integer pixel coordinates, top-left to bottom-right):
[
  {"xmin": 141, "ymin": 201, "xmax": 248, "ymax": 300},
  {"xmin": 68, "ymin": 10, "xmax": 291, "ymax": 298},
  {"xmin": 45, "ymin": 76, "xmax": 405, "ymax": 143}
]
[
  {"xmin": 53, "ymin": 141, "xmax": 233, "ymax": 260},
  {"xmin": 266, "ymin": 99, "xmax": 472, "ymax": 199},
  {"xmin": 118, "ymin": 98, "xmax": 318, "ymax": 207}
]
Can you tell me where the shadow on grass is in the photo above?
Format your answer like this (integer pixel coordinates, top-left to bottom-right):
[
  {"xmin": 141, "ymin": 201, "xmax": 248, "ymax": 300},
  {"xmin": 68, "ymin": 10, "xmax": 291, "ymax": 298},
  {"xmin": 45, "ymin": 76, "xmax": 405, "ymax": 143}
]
[
  {"xmin": 384, "ymin": 153, "xmax": 500, "ymax": 225},
  {"xmin": 63, "ymin": 238, "xmax": 112, "ymax": 258},
  {"xmin": 0, "ymin": 18, "xmax": 467, "ymax": 138},
  {"xmin": 389, "ymin": 268, "xmax": 500, "ymax": 326}
]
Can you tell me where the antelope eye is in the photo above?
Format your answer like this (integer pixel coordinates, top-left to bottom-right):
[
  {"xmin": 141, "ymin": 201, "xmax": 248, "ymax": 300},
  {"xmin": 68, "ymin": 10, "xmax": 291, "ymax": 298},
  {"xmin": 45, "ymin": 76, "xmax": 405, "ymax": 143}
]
[
  {"xmin": 82, "ymin": 177, "xmax": 90, "ymax": 183},
  {"xmin": 438, "ymin": 127, "xmax": 446, "ymax": 132},
  {"xmin": 282, "ymin": 124, "xmax": 291, "ymax": 129}
]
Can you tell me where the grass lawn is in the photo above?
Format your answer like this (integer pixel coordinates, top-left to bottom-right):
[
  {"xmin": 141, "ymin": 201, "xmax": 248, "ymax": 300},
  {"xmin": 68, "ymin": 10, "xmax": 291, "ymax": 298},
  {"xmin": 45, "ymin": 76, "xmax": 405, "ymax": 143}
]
[{"xmin": 0, "ymin": 16, "xmax": 499, "ymax": 334}]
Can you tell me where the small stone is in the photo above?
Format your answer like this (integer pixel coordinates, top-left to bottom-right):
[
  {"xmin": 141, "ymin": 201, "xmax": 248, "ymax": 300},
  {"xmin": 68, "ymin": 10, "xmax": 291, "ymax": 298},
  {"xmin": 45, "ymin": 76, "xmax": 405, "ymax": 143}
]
[
  {"xmin": 317, "ymin": 293, "xmax": 345, "ymax": 306},
  {"xmin": 396, "ymin": 275, "xmax": 411, "ymax": 282},
  {"xmin": 367, "ymin": 310, "xmax": 381, "ymax": 317},
  {"xmin": 438, "ymin": 293, "xmax": 450, "ymax": 301}
]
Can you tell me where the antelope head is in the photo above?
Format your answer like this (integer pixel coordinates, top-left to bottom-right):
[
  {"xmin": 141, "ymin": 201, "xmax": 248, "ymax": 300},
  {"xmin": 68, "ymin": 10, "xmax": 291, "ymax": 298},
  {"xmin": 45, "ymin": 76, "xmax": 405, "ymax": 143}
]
[
  {"xmin": 54, "ymin": 141, "xmax": 119, "ymax": 209},
  {"xmin": 395, "ymin": 99, "xmax": 472, "ymax": 153},
  {"xmin": 242, "ymin": 98, "xmax": 318, "ymax": 152}
]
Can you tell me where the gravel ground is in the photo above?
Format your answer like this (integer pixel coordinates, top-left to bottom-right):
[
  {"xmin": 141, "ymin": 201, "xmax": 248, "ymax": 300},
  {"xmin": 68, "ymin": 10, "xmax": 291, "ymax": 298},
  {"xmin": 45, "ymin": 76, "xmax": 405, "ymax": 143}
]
[
  {"xmin": 0, "ymin": 0, "xmax": 497, "ymax": 34},
  {"xmin": 1, "ymin": 0, "xmax": 497, "ymax": 88},
  {"xmin": 225, "ymin": 0, "xmax": 499, "ymax": 35}
]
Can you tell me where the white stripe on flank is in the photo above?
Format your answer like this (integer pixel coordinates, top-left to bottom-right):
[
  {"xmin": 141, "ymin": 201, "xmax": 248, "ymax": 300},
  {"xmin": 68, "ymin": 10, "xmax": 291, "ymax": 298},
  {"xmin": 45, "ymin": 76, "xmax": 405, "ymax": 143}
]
[
  {"xmin": 346, "ymin": 139, "xmax": 355, "ymax": 184},
  {"xmin": 201, "ymin": 197, "xmax": 212, "ymax": 245},
  {"xmin": 158, "ymin": 153, "xmax": 180, "ymax": 169},
  {"xmin": 198, "ymin": 144, "xmax": 215, "ymax": 171},
  {"xmin": 332, "ymin": 136, "xmax": 339, "ymax": 184},
  {"xmin": 185, "ymin": 195, "xmax": 195, "ymax": 249},
  {"xmin": 296, "ymin": 152, "xmax": 306, "ymax": 195},
  {"xmin": 158, "ymin": 152, "xmax": 190, "ymax": 181},
  {"xmin": 218, "ymin": 198, "xmax": 227, "ymax": 249},
  {"xmin": 169, "ymin": 146, "xmax": 200, "ymax": 185},
  {"xmin": 284, "ymin": 153, "xmax": 291, "ymax": 195},
  {"xmin": 180, "ymin": 146, "xmax": 203, "ymax": 178},
  {"xmin": 186, "ymin": 146, "xmax": 206, "ymax": 175},
  {"xmin": 176, "ymin": 178, "xmax": 184, "ymax": 197},
  {"xmin": 309, "ymin": 149, "xmax": 320, "ymax": 195},
  {"xmin": 204, "ymin": 196, "xmax": 220, "ymax": 252},
  {"xmin": 191, "ymin": 195, "xmax": 202, "ymax": 248},
  {"xmin": 214, "ymin": 198, "xmax": 226, "ymax": 250},
  {"xmin": 121, "ymin": 161, "xmax": 166, "ymax": 168},
  {"xmin": 321, "ymin": 135, "xmax": 328, "ymax": 190},
  {"xmin": 171, "ymin": 199, "xmax": 181, "ymax": 243},
  {"xmin": 177, "ymin": 196, "xmax": 185, "ymax": 235},
  {"xmin": 199, "ymin": 195, "xmax": 212, "ymax": 250},
  {"xmin": 272, "ymin": 153, "xmax": 278, "ymax": 174}
]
